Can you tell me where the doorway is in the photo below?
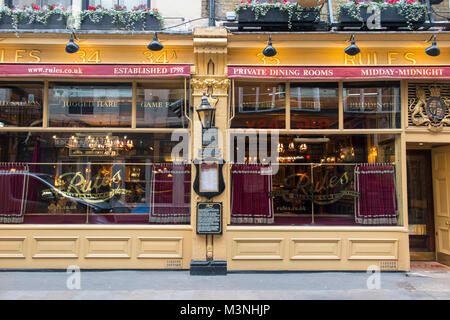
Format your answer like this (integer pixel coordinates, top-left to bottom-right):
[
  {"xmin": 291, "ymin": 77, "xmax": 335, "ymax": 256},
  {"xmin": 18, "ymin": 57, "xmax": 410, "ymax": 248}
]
[
  {"xmin": 407, "ymin": 150, "xmax": 435, "ymax": 261},
  {"xmin": 431, "ymin": 146, "xmax": 450, "ymax": 266}
]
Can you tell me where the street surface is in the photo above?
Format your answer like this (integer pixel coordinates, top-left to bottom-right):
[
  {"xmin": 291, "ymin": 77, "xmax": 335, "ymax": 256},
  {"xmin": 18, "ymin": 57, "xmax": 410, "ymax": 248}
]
[{"xmin": 0, "ymin": 269, "xmax": 449, "ymax": 300}]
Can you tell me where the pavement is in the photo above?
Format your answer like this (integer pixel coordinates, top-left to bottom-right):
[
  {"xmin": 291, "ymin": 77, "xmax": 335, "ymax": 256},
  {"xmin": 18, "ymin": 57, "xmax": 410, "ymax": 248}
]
[{"xmin": 0, "ymin": 267, "xmax": 449, "ymax": 300}]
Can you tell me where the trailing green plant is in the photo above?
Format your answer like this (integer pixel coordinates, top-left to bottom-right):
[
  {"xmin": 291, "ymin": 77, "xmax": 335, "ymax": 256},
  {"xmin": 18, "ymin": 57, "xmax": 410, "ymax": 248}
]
[
  {"xmin": 80, "ymin": 5, "xmax": 111, "ymax": 24},
  {"xmin": 337, "ymin": 0, "xmax": 427, "ymax": 29},
  {"xmin": 80, "ymin": 4, "xmax": 163, "ymax": 30},
  {"xmin": 0, "ymin": 4, "xmax": 69, "ymax": 30},
  {"xmin": 234, "ymin": 0, "xmax": 322, "ymax": 29}
]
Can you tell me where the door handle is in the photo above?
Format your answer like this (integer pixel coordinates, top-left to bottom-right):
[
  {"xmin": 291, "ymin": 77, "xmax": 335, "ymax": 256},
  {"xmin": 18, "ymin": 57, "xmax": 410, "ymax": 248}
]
[{"xmin": 446, "ymin": 221, "xmax": 450, "ymax": 225}]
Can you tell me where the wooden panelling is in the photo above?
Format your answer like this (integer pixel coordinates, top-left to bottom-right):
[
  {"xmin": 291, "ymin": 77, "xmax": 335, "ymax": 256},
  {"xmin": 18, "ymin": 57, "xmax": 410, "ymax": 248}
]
[
  {"xmin": 32, "ymin": 236, "xmax": 79, "ymax": 259},
  {"xmin": 231, "ymin": 238, "xmax": 284, "ymax": 260},
  {"xmin": 348, "ymin": 238, "xmax": 399, "ymax": 260},
  {"xmin": 438, "ymin": 228, "xmax": 450, "ymax": 253},
  {"xmin": 0, "ymin": 227, "xmax": 192, "ymax": 269},
  {"xmin": 0, "ymin": 236, "xmax": 26, "ymax": 259},
  {"xmin": 435, "ymin": 152, "xmax": 447, "ymax": 172},
  {"xmin": 85, "ymin": 237, "xmax": 131, "ymax": 259},
  {"xmin": 226, "ymin": 229, "xmax": 409, "ymax": 271},
  {"xmin": 137, "ymin": 237, "xmax": 183, "ymax": 259},
  {"xmin": 290, "ymin": 238, "xmax": 341, "ymax": 260},
  {"xmin": 436, "ymin": 179, "xmax": 449, "ymax": 218}
]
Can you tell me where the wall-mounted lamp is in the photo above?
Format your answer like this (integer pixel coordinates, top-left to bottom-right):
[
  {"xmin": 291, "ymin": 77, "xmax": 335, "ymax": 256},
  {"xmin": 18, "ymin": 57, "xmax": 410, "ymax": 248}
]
[
  {"xmin": 344, "ymin": 34, "xmax": 360, "ymax": 56},
  {"xmin": 196, "ymin": 92, "xmax": 216, "ymax": 129},
  {"xmin": 147, "ymin": 33, "xmax": 164, "ymax": 51},
  {"xmin": 425, "ymin": 35, "xmax": 440, "ymax": 57},
  {"xmin": 65, "ymin": 33, "xmax": 79, "ymax": 54},
  {"xmin": 262, "ymin": 34, "xmax": 277, "ymax": 57},
  {"xmin": 193, "ymin": 92, "xmax": 224, "ymax": 201}
]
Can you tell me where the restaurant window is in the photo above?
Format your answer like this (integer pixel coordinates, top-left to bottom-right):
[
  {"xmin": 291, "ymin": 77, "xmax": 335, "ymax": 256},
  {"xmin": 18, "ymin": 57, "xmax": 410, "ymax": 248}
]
[
  {"xmin": 7, "ymin": 0, "xmax": 72, "ymax": 8},
  {"xmin": 343, "ymin": 81, "xmax": 401, "ymax": 129},
  {"xmin": 48, "ymin": 83, "xmax": 132, "ymax": 128},
  {"xmin": 0, "ymin": 132, "xmax": 190, "ymax": 225},
  {"xmin": 230, "ymin": 133, "xmax": 400, "ymax": 227},
  {"xmin": 231, "ymin": 81, "xmax": 286, "ymax": 129},
  {"xmin": 136, "ymin": 81, "xmax": 189, "ymax": 128},
  {"xmin": 0, "ymin": 82, "xmax": 43, "ymax": 127},
  {"xmin": 290, "ymin": 83, "xmax": 339, "ymax": 129}
]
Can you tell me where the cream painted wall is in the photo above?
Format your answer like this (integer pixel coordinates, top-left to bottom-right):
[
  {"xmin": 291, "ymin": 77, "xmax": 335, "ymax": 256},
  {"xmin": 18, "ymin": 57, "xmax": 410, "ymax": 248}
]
[{"xmin": 152, "ymin": 0, "xmax": 202, "ymax": 21}]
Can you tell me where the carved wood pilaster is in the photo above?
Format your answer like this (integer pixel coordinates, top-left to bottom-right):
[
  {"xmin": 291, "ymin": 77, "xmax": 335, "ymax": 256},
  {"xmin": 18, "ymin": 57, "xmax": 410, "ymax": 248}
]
[{"xmin": 192, "ymin": 28, "xmax": 228, "ymax": 97}]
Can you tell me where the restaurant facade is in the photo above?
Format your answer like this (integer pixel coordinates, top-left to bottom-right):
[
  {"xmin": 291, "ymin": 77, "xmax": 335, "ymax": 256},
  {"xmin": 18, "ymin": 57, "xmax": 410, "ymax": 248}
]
[{"xmin": 0, "ymin": 27, "xmax": 449, "ymax": 272}]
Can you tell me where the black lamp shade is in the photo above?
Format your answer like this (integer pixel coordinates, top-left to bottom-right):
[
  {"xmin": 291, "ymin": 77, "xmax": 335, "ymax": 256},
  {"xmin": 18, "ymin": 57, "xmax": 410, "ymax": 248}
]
[
  {"xmin": 196, "ymin": 94, "xmax": 216, "ymax": 129},
  {"xmin": 344, "ymin": 42, "xmax": 360, "ymax": 56},
  {"xmin": 65, "ymin": 35, "xmax": 79, "ymax": 54},
  {"xmin": 344, "ymin": 35, "xmax": 360, "ymax": 56},
  {"xmin": 148, "ymin": 33, "xmax": 164, "ymax": 51},
  {"xmin": 262, "ymin": 34, "xmax": 277, "ymax": 57},
  {"xmin": 425, "ymin": 40, "xmax": 440, "ymax": 57}
]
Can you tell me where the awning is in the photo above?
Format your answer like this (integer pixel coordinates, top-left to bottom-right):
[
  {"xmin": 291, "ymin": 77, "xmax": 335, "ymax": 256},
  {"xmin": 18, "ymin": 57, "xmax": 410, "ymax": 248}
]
[
  {"xmin": 228, "ymin": 66, "xmax": 450, "ymax": 80},
  {"xmin": 0, "ymin": 64, "xmax": 191, "ymax": 78}
]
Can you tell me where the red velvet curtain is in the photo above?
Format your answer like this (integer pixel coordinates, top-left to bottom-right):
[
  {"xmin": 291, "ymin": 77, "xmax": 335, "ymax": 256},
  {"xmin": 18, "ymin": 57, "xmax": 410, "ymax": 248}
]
[
  {"xmin": 149, "ymin": 163, "xmax": 191, "ymax": 224},
  {"xmin": 231, "ymin": 164, "xmax": 274, "ymax": 224},
  {"xmin": 354, "ymin": 164, "xmax": 397, "ymax": 225},
  {"xmin": 0, "ymin": 163, "xmax": 29, "ymax": 223}
]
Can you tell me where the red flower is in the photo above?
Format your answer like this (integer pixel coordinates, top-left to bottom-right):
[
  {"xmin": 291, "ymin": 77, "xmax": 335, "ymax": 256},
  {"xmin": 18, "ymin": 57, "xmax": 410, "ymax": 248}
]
[{"xmin": 88, "ymin": 5, "xmax": 96, "ymax": 10}]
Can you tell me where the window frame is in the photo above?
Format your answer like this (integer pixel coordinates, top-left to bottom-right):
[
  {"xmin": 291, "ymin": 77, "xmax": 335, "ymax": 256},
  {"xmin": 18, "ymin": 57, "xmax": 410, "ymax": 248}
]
[
  {"xmin": 227, "ymin": 78, "xmax": 406, "ymax": 227},
  {"xmin": 230, "ymin": 79, "xmax": 403, "ymax": 132},
  {"xmin": 0, "ymin": 77, "xmax": 192, "ymax": 226},
  {"xmin": 0, "ymin": 81, "xmax": 44, "ymax": 128},
  {"xmin": 6, "ymin": 0, "xmax": 73, "ymax": 8}
]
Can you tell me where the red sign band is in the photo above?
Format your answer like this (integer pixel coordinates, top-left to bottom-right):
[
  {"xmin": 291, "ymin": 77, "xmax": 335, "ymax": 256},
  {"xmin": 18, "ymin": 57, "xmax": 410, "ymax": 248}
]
[
  {"xmin": 0, "ymin": 64, "xmax": 191, "ymax": 78},
  {"xmin": 228, "ymin": 66, "xmax": 450, "ymax": 80}
]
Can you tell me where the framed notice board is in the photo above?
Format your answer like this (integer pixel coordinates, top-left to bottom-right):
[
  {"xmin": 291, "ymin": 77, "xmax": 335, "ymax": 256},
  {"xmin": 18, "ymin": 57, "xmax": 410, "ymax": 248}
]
[{"xmin": 196, "ymin": 202, "xmax": 223, "ymax": 235}]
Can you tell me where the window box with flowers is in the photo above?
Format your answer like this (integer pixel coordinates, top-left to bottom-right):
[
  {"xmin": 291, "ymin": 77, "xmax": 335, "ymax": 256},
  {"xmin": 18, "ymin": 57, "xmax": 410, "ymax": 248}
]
[
  {"xmin": 80, "ymin": 5, "xmax": 162, "ymax": 31},
  {"xmin": 337, "ymin": 0, "xmax": 427, "ymax": 30},
  {"xmin": 234, "ymin": 0, "xmax": 323, "ymax": 30},
  {"xmin": 0, "ymin": 4, "xmax": 69, "ymax": 30}
]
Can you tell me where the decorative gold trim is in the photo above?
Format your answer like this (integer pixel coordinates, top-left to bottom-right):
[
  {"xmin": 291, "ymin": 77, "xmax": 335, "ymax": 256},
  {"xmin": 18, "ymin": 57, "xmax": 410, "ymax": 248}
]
[
  {"xmin": 409, "ymin": 85, "xmax": 450, "ymax": 132},
  {"xmin": 191, "ymin": 78, "xmax": 230, "ymax": 93}
]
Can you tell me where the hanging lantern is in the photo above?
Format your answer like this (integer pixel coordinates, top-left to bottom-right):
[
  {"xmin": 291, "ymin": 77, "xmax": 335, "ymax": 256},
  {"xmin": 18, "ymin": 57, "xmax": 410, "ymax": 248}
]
[
  {"xmin": 288, "ymin": 142, "xmax": 295, "ymax": 151},
  {"xmin": 370, "ymin": 146, "xmax": 378, "ymax": 157},
  {"xmin": 299, "ymin": 143, "xmax": 308, "ymax": 152},
  {"xmin": 278, "ymin": 143, "xmax": 284, "ymax": 153}
]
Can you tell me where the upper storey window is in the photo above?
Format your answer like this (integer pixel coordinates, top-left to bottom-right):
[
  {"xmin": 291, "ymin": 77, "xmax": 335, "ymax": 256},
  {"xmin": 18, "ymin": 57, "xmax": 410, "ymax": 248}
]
[{"xmin": 7, "ymin": 0, "xmax": 71, "ymax": 8}]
